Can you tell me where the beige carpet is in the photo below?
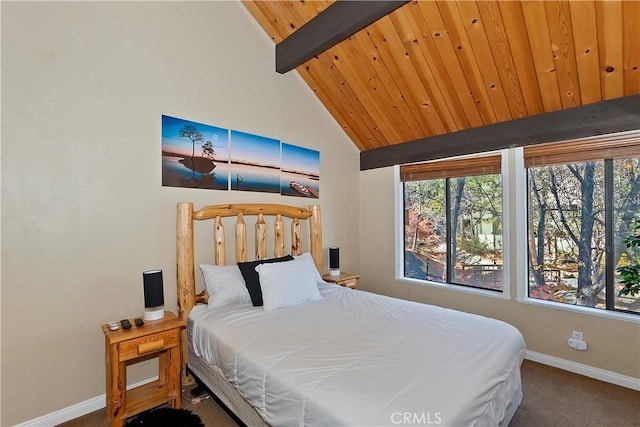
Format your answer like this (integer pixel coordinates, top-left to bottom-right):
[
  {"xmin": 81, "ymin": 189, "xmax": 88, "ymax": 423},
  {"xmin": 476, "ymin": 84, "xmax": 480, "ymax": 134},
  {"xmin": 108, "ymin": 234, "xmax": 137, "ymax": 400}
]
[
  {"xmin": 510, "ymin": 360, "xmax": 639, "ymax": 426},
  {"xmin": 58, "ymin": 360, "xmax": 639, "ymax": 426}
]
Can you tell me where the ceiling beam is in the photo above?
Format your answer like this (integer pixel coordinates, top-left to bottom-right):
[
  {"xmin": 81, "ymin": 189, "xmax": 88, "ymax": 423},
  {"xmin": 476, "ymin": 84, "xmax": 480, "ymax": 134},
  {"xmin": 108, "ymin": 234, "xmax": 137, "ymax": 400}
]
[
  {"xmin": 360, "ymin": 95, "xmax": 640, "ymax": 170},
  {"xmin": 276, "ymin": 0, "xmax": 410, "ymax": 74}
]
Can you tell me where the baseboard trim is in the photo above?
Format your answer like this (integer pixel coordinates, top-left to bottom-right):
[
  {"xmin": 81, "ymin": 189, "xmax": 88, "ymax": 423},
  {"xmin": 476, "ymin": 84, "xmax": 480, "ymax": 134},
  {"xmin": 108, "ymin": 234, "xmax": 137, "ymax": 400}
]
[
  {"xmin": 15, "ymin": 352, "xmax": 640, "ymax": 426},
  {"xmin": 14, "ymin": 376, "xmax": 158, "ymax": 427},
  {"xmin": 525, "ymin": 350, "xmax": 640, "ymax": 391}
]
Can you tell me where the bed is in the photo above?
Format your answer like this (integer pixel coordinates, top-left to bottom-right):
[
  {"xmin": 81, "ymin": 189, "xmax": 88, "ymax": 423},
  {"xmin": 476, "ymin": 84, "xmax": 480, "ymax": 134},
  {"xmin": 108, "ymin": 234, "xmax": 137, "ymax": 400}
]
[{"xmin": 176, "ymin": 202, "xmax": 526, "ymax": 426}]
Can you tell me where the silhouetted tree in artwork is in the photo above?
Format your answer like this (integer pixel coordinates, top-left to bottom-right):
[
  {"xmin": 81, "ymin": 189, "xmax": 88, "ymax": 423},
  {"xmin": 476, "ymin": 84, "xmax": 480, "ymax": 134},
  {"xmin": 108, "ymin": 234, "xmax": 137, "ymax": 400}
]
[
  {"xmin": 179, "ymin": 125, "xmax": 203, "ymax": 180},
  {"xmin": 201, "ymin": 140, "xmax": 216, "ymax": 160}
]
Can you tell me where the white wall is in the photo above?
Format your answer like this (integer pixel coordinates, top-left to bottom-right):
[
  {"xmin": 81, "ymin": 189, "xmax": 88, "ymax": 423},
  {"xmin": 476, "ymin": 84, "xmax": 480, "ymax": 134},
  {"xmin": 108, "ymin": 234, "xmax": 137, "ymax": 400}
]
[
  {"xmin": 1, "ymin": 2, "xmax": 359, "ymax": 424},
  {"xmin": 359, "ymin": 163, "xmax": 640, "ymax": 382}
]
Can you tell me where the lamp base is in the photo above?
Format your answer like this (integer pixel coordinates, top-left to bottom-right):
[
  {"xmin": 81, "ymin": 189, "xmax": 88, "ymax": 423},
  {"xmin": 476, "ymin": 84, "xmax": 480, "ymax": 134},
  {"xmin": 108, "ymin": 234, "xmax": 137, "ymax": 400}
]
[
  {"xmin": 143, "ymin": 306, "xmax": 165, "ymax": 321},
  {"xmin": 329, "ymin": 268, "xmax": 340, "ymax": 277}
]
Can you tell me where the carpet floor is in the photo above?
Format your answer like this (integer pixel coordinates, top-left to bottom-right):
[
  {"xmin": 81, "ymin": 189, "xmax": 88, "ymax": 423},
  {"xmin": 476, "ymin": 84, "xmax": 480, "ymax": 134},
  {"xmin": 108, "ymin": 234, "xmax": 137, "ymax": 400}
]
[{"xmin": 58, "ymin": 360, "xmax": 639, "ymax": 426}]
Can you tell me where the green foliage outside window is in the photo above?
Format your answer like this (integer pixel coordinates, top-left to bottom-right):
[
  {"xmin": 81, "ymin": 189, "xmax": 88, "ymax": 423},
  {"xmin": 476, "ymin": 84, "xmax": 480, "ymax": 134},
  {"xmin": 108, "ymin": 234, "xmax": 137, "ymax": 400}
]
[{"xmin": 618, "ymin": 219, "xmax": 640, "ymax": 297}]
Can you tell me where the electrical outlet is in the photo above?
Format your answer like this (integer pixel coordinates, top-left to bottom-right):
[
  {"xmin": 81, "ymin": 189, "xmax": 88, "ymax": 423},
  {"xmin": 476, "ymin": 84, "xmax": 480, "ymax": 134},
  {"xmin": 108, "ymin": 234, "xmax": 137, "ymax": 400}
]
[
  {"xmin": 568, "ymin": 338, "xmax": 587, "ymax": 350},
  {"xmin": 572, "ymin": 331, "xmax": 583, "ymax": 340}
]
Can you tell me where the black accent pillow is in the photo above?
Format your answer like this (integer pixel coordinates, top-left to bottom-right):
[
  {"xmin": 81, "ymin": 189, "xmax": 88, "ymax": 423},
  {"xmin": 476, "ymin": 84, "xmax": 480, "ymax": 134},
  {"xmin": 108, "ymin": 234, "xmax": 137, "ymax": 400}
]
[{"xmin": 238, "ymin": 255, "xmax": 294, "ymax": 306}]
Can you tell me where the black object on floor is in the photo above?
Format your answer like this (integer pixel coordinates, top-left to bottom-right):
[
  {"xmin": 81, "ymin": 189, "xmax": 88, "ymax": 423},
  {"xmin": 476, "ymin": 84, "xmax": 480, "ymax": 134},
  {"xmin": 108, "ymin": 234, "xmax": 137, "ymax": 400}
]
[
  {"xmin": 126, "ymin": 408, "xmax": 204, "ymax": 427},
  {"xmin": 190, "ymin": 385, "xmax": 206, "ymax": 397}
]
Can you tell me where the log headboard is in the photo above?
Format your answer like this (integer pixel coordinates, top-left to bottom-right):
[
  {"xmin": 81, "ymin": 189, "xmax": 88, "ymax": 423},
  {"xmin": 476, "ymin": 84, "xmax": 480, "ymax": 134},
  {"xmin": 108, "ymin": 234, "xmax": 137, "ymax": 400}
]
[{"xmin": 176, "ymin": 202, "xmax": 322, "ymax": 381}]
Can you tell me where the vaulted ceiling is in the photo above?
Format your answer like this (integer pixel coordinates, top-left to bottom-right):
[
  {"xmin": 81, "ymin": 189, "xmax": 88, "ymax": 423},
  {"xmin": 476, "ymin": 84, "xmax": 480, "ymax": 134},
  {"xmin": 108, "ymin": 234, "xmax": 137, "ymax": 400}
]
[{"xmin": 243, "ymin": 0, "xmax": 639, "ymax": 155}]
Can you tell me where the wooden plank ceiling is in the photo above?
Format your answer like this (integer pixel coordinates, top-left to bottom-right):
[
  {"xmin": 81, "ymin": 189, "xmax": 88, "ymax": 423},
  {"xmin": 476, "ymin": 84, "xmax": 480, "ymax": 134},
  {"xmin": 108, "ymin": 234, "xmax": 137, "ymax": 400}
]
[{"xmin": 243, "ymin": 0, "xmax": 640, "ymax": 152}]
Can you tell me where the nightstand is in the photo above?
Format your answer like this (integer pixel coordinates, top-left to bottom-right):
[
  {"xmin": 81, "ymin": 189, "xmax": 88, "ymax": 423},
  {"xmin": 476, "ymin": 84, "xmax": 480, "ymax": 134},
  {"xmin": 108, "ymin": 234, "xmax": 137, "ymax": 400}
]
[
  {"xmin": 322, "ymin": 272, "xmax": 360, "ymax": 289},
  {"xmin": 102, "ymin": 312, "xmax": 185, "ymax": 427}
]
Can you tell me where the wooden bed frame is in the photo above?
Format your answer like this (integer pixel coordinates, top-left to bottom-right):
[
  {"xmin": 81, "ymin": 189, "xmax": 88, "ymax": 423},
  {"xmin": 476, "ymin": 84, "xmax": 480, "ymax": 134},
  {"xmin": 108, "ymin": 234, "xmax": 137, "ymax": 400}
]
[
  {"xmin": 175, "ymin": 202, "xmax": 323, "ymax": 383},
  {"xmin": 174, "ymin": 202, "xmax": 523, "ymax": 426}
]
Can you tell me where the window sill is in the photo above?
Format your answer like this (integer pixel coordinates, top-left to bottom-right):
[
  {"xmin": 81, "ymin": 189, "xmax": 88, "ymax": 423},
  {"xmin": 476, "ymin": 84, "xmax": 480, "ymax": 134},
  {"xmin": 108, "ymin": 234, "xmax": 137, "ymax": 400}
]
[
  {"xmin": 397, "ymin": 276, "xmax": 640, "ymax": 322},
  {"xmin": 397, "ymin": 276, "xmax": 511, "ymax": 301},
  {"xmin": 516, "ymin": 297, "xmax": 640, "ymax": 323}
]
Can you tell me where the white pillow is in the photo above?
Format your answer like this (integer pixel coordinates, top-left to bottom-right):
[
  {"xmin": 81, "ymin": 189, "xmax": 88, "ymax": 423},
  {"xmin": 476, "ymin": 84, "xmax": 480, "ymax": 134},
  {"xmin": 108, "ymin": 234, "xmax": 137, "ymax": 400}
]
[
  {"xmin": 199, "ymin": 264, "xmax": 250, "ymax": 309},
  {"xmin": 256, "ymin": 258, "xmax": 323, "ymax": 312},
  {"xmin": 293, "ymin": 252, "xmax": 324, "ymax": 284}
]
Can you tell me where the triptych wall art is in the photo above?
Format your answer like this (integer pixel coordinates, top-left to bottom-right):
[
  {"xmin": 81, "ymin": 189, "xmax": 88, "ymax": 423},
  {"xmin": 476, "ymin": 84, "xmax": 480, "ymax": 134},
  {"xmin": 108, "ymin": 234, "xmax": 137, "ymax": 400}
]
[{"xmin": 161, "ymin": 115, "xmax": 320, "ymax": 198}]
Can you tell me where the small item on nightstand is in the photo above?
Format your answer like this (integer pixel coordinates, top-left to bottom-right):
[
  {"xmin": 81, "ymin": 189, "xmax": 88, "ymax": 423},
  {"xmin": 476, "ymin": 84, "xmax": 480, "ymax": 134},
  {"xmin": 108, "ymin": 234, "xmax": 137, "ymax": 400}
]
[
  {"xmin": 107, "ymin": 321, "xmax": 119, "ymax": 331},
  {"xmin": 143, "ymin": 270, "xmax": 165, "ymax": 321},
  {"xmin": 120, "ymin": 319, "xmax": 132, "ymax": 329},
  {"xmin": 329, "ymin": 247, "xmax": 340, "ymax": 277},
  {"xmin": 134, "ymin": 318, "xmax": 144, "ymax": 327}
]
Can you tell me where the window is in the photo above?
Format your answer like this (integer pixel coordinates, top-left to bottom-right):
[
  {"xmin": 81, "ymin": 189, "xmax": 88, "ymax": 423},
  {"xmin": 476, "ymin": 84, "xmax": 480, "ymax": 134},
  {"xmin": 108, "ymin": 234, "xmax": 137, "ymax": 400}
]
[
  {"xmin": 396, "ymin": 132, "xmax": 639, "ymax": 317},
  {"xmin": 401, "ymin": 155, "xmax": 503, "ymax": 292},
  {"xmin": 525, "ymin": 136, "xmax": 640, "ymax": 314}
]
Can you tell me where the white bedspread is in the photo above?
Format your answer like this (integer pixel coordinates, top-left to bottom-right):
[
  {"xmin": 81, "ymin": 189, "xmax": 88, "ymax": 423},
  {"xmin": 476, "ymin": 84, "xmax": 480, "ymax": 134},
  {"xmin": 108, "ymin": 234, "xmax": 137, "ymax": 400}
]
[{"xmin": 189, "ymin": 283, "xmax": 525, "ymax": 426}]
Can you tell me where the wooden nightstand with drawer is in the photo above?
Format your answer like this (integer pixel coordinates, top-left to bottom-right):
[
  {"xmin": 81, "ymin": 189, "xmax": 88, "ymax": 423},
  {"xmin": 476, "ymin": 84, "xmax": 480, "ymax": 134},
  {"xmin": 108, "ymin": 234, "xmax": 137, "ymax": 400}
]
[
  {"xmin": 322, "ymin": 272, "xmax": 360, "ymax": 289},
  {"xmin": 102, "ymin": 312, "xmax": 184, "ymax": 427}
]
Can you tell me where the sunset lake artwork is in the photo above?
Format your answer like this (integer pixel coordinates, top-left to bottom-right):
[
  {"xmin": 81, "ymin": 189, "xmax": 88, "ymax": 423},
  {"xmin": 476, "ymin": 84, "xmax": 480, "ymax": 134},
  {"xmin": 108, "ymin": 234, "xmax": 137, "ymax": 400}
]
[
  {"xmin": 280, "ymin": 143, "xmax": 320, "ymax": 198},
  {"xmin": 230, "ymin": 130, "xmax": 281, "ymax": 194},
  {"xmin": 162, "ymin": 115, "xmax": 230, "ymax": 190}
]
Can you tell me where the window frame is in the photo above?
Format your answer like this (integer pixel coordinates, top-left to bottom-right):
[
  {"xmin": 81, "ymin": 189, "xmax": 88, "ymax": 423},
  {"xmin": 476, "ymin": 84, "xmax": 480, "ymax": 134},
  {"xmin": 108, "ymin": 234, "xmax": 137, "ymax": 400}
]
[
  {"xmin": 515, "ymin": 144, "xmax": 639, "ymax": 323},
  {"xmin": 519, "ymin": 142, "xmax": 640, "ymax": 319},
  {"xmin": 393, "ymin": 137, "xmax": 640, "ymax": 323},
  {"xmin": 394, "ymin": 150, "xmax": 512, "ymax": 301}
]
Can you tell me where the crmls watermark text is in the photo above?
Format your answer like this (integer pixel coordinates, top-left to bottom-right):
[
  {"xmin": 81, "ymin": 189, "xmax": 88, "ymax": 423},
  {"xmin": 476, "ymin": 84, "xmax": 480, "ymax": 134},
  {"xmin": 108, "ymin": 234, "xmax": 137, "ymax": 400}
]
[{"xmin": 391, "ymin": 412, "xmax": 442, "ymax": 425}]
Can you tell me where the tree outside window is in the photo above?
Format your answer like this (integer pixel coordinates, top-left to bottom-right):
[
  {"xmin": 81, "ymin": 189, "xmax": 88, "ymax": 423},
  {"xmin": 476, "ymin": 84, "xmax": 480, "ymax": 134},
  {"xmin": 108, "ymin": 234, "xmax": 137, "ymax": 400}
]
[
  {"xmin": 527, "ymin": 158, "xmax": 640, "ymax": 314},
  {"xmin": 403, "ymin": 156, "xmax": 504, "ymax": 292}
]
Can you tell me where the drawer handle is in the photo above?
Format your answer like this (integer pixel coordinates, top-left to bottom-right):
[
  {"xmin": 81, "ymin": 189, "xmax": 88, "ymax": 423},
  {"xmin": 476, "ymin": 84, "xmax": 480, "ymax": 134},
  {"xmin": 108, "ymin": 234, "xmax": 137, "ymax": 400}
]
[{"xmin": 138, "ymin": 339, "xmax": 165, "ymax": 355}]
